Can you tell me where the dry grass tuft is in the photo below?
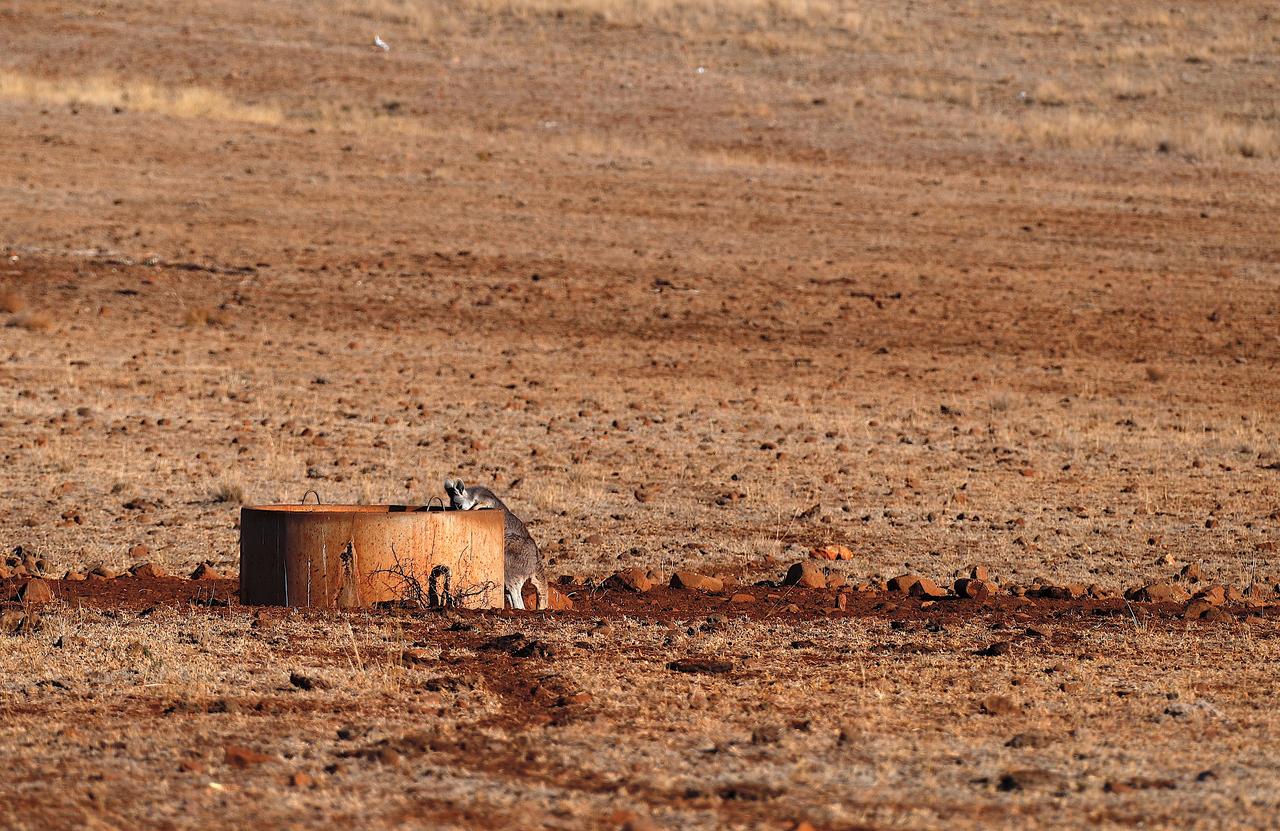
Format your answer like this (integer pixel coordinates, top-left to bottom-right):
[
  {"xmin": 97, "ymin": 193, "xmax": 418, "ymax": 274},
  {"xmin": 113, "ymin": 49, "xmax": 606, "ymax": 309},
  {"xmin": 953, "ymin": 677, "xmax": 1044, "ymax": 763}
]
[
  {"xmin": 1004, "ymin": 112, "xmax": 1278, "ymax": 160},
  {"xmin": 8, "ymin": 310, "xmax": 53, "ymax": 332},
  {"xmin": 211, "ymin": 480, "xmax": 245, "ymax": 504},
  {"xmin": 341, "ymin": 0, "xmax": 439, "ymax": 35},
  {"xmin": 0, "ymin": 290, "xmax": 26, "ymax": 314},
  {"xmin": 1031, "ymin": 80, "xmax": 1070, "ymax": 107},
  {"xmin": 343, "ymin": 0, "xmax": 843, "ymax": 34},
  {"xmin": 1106, "ymin": 73, "xmax": 1166, "ymax": 102},
  {"xmin": 183, "ymin": 306, "xmax": 231, "ymax": 327},
  {"xmin": 893, "ymin": 78, "xmax": 978, "ymax": 108},
  {"xmin": 0, "ymin": 71, "xmax": 282, "ymax": 125}
]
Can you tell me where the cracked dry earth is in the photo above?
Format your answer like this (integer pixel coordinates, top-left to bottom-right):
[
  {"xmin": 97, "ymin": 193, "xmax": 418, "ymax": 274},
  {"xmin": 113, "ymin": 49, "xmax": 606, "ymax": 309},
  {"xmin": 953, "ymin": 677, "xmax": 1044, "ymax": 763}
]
[{"xmin": 3, "ymin": 0, "xmax": 1280, "ymax": 827}]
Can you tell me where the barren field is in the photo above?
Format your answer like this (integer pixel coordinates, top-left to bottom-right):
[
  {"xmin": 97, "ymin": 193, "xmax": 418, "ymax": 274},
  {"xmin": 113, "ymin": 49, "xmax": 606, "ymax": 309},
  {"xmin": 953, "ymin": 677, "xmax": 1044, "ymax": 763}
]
[{"xmin": 2, "ymin": 0, "xmax": 1279, "ymax": 828}]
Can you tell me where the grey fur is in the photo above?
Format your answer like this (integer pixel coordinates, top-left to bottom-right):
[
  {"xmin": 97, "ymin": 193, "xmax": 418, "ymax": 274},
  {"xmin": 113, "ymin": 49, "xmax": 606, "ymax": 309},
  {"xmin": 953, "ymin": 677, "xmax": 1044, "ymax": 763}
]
[{"xmin": 443, "ymin": 478, "xmax": 548, "ymax": 610}]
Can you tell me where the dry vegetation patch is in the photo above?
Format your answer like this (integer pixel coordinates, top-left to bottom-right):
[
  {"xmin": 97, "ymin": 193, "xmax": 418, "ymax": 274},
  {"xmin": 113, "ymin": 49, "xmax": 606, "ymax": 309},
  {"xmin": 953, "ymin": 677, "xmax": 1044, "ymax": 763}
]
[
  {"xmin": 0, "ymin": 70, "xmax": 282, "ymax": 124},
  {"xmin": 1003, "ymin": 111, "xmax": 1279, "ymax": 160}
]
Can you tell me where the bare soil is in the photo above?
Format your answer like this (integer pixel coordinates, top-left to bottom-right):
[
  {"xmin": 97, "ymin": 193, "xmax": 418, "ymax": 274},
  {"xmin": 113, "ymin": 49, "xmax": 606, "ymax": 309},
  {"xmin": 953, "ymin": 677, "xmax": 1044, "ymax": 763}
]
[{"xmin": 2, "ymin": 0, "xmax": 1279, "ymax": 828}]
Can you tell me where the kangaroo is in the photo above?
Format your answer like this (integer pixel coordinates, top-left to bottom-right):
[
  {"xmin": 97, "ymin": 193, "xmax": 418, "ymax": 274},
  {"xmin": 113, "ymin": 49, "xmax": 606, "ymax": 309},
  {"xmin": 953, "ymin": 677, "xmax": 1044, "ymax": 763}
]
[{"xmin": 443, "ymin": 478, "xmax": 548, "ymax": 610}]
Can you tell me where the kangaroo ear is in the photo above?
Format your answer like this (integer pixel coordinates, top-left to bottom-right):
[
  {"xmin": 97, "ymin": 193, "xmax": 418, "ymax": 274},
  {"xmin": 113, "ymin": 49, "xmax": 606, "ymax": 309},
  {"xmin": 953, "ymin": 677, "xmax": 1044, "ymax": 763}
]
[{"xmin": 443, "ymin": 478, "xmax": 458, "ymax": 493}]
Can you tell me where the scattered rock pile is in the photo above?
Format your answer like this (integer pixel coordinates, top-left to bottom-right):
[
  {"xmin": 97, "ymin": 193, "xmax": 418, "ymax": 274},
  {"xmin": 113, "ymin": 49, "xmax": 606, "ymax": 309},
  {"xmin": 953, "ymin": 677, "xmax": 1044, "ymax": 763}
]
[
  {"xmin": 0, "ymin": 547, "xmax": 47, "ymax": 579},
  {"xmin": 809, "ymin": 545, "xmax": 853, "ymax": 561},
  {"xmin": 4, "ymin": 545, "xmax": 1274, "ymax": 622},
  {"xmin": 634, "ymin": 554, "xmax": 1272, "ymax": 617}
]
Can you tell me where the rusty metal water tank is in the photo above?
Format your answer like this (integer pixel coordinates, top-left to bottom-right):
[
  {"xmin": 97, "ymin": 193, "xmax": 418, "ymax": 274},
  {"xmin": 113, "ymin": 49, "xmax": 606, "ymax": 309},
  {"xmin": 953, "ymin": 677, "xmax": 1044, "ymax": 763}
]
[{"xmin": 239, "ymin": 503, "xmax": 504, "ymax": 609}]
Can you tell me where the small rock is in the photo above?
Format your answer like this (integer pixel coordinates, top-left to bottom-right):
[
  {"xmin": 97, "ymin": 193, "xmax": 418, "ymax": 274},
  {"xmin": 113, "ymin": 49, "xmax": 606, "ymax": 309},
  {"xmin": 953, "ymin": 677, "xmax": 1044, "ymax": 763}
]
[
  {"xmin": 1006, "ymin": 731, "xmax": 1054, "ymax": 749},
  {"xmin": 970, "ymin": 565, "xmax": 991, "ymax": 582},
  {"xmin": 670, "ymin": 571, "xmax": 723, "ymax": 593},
  {"xmin": 1180, "ymin": 563, "xmax": 1205, "ymax": 583},
  {"xmin": 401, "ymin": 648, "xmax": 434, "ymax": 666},
  {"xmin": 224, "ymin": 745, "xmax": 273, "ymax": 768},
  {"xmin": 908, "ymin": 578, "xmax": 947, "ymax": 598},
  {"xmin": 836, "ymin": 722, "xmax": 861, "ymax": 744},
  {"xmin": 603, "ymin": 568, "xmax": 653, "ymax": 592},
  {"xmin": 88, "ymin": 565, "xmax": 120, "ymax": 580},
  {"xmin": 289, "ymin": 672, "xmax": 332, "ymax": 691},
  {"xmin": 1035, "ymin": 584, "xmax": 1086, "ymax": 600},
  {"xmin": 178, "ymin": 760, "xmax": 205, "ymax": 774},
  {"xmin": 130, "ymin": 562, "xmax": 167, "ymax": 579},
  {"xmin": 1105, "ymin": 777, "xmax": 1176, "ymax": 793},
  {"xmin": 191, "ymin": 563, "xmax": 222, "ymax": 580},
  {"xmin": 977, "ymin": 641, "xmax": 1012, "ymax": 657},
  {"xmin": 335, "ymin": 724, "xmax": 369, "ymax": 741},
  {"xmin": 954, "ymin": 578, "xmax": 995, "ymax": 600},
  {"xmin": 835, "ymin": 592, "xmax": 848, "ymax": 611},
  {"xmin": 1126, "ymin": 582, "xmax": 1191, "ymax": 603},
  {"xmin": 63, "ymin": 570, "xmax": 86, "ymax": 581},
  {"xmin": 729, "ymin": 593, "xmax": 756, "ymax": 604},
  {"xmin": 1183, "ymin": 600, "xmax": 1223, "ymax": 621},
  {"xmin": 783, "ymin": 561, "xmax": 826, "ymax": 589},
  {"xmin": 512, "ymin": 639, "xmax": 554, "ymax": 658},
  {"xmin": 480, "ymin": 632, "xmax": 531, "ymax": 654},
  {"xmin": 128, "ymin": 544, "xmax": 150, "ymax": 560},
  {"xmin": 287, "ymin": 771, "xmax": 314, "ymax": 788},
  {"xmin": 888, "ymin": 574, "xmax": 922, "ymax": 594},
  {"xmin": 750, "ymin": 724, "xmax": 783, "ymax": 744},
  {"xmin": 1193, "ymin": 585, "xmax": 1226, "ymax": 606},
  {"xmin": 18, "ymin": 578, "xmax": 53, "ymax": 604},
  {"xmin": 810, "ymin": 544, "xmax": 853, "ymax": 561},
  {"xmin": 980, "ymin": 694, "xmax": 1019, "ymax": 716},
  {"xmin": 547, "ymin": 585, "xmax": 574, "ymax": 610},
  {"xmin": 998, "ymin": 769, "xmax": 1061, "ymax": 791},
  {"xmin": 668, "ymin": 657, "xmax": 733, "ymax": 674}
]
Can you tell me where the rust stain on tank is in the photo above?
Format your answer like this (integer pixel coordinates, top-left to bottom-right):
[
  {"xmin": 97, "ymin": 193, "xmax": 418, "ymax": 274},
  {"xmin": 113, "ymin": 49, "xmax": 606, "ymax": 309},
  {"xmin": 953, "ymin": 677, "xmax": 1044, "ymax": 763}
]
[{"xmin": 239, "ymin": 504, "xmax": 504, "ymax": 609}]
